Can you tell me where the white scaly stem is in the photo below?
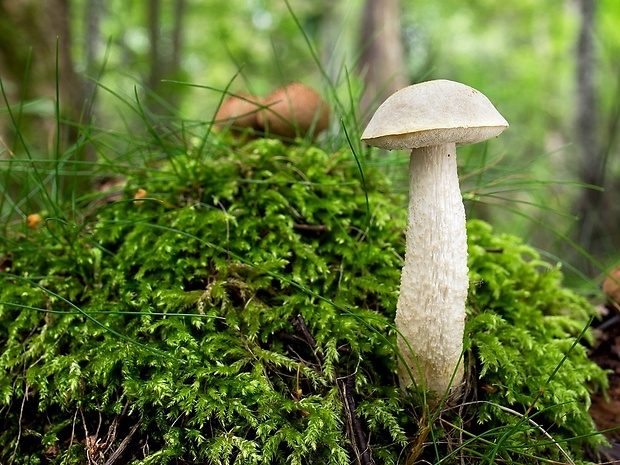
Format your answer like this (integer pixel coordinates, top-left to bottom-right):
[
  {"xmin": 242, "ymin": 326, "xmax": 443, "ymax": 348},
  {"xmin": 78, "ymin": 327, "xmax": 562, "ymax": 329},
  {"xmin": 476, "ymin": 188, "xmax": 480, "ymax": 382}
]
[{"xmin": 395, "ymin": 143, "xmax": 469, "ymax": 396}]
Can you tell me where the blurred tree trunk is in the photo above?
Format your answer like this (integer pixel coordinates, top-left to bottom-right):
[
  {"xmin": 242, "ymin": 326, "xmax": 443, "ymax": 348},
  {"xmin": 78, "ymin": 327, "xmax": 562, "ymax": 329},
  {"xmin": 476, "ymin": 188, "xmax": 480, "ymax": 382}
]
[
  {"xmin": 83, "ymin": 0, "xmax": 104, "ymax": 120},
  {"xmin": 170, "ymin": 0, "xmax": 185, "ymax": 77},
  {"xmin": 146, "ymin": 0, "xmax": 186, "ymax": 115},
  {"xmin": 572, "ymin": 0, "xmax": 605, "ymax": 274},
  {"xmin": 357, "ymin": 0, "xmax": 408, "ymax": 122},
  {"xmin": 147, "ymin": 0, "xmax": 163, "ymax": 105},
  {"xmin": 0, "ymin": 0, "xmax": 85, "ymax": 154}
]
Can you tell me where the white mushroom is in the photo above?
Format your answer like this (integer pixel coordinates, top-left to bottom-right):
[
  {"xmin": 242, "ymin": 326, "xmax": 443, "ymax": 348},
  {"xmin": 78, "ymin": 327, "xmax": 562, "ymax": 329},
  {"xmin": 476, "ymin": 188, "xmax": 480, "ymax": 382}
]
[{"xmin": 361, "ymin": 79, "xmax": 508, "ymax": 396}]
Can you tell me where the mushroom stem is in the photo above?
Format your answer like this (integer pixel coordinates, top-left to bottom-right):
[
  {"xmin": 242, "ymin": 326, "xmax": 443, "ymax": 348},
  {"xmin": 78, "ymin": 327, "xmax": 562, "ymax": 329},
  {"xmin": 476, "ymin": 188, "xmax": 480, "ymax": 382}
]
[{"xmin": 396, "ymin": 143, "xmax": 468, "ymax": 396}]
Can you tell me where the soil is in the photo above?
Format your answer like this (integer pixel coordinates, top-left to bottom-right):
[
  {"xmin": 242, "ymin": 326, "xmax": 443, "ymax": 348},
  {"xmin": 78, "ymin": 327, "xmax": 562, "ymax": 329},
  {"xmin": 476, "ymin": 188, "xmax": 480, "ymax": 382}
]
[{"xmin": 589, "ymin": 308, "xmax": 620, "ymax": 463}]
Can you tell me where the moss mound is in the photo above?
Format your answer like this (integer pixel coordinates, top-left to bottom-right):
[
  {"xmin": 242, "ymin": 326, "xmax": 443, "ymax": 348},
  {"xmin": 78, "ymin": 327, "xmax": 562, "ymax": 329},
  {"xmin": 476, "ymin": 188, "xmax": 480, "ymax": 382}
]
[{"xmin": 0, "ymin": 139, "xmax": 609, "ymax": 464}]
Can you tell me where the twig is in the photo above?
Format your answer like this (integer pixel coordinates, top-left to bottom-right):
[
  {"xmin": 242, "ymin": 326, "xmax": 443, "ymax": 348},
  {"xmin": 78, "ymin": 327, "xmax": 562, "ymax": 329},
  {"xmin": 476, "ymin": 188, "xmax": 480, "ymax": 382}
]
[
  {"xmin": 79, "ymin": 407, "xmax": 96, "ymax": 465},
  {"xmin": 70, "ymin": 408, "xmax": 79, "ymax": 451},
  {"xmin": 596, "ymin": 314, "xmax": 619, "ymax": 332},
  {"xmin": 289, "ymin": 315, "xmax": 371, "ymax": 463},
  {"xmin": 293, "ymin": 223, "xmax": 328, "ymax": 232},
  {"xmin": 338, "ymin": 373, "xmax": 372, "ymax": 465},
  {"xmin": 94, "ymin": 410, "xmax": 103, "ymax": 449},
  {"xmin": 103, "ymin": 419, "xmax": 141, "ymax": 465},
  {"xmin": 102, "ymin": 417, "xmax": 119, "ymax": 457},
  {"xmin": 0, "ymin": 134, "xmax": 14, "ymax": 157},
  {"xmin": 11, "ymin": 383, "xmax": 29, "ymax": 464},
  {"xmin": 290, "ymin": 314, "xmax": 324, "ymax": 365},
  {"xmin": 290, "ymin": 315, "xmax": 371, "ymax": 463}
]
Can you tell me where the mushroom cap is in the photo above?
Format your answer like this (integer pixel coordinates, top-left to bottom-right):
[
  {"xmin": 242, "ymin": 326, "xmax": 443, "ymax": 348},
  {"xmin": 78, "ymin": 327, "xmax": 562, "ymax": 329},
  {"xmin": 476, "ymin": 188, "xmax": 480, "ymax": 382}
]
[
  {"xmin": 361, "ymin": 79, "xmax": 508, "ymax": 150},
  {"xmin": 27, "ymin": 213, "xmax": 43, "ymax": 230},
  {"xmin": 257, "ymin": 83, "xmax": 330, "ymax": 139},
  {"xmin": 214, "ymin": 92, "xmax": 263, "ymax": 132},
  {"xmin": 603, "ymin": 265, "xmax": 620, "ymax": 314}
]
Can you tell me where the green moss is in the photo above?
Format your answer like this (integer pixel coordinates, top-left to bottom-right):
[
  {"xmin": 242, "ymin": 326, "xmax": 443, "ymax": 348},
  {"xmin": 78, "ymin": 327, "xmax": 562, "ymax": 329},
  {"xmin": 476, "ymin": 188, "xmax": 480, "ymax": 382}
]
[
  {"xmin": 0, "ymin": 139, "xmax": 608, "ymax": 464},
  {"xmin": 465, "ymin": 220, "xmax": 609, "ymax": 463}
]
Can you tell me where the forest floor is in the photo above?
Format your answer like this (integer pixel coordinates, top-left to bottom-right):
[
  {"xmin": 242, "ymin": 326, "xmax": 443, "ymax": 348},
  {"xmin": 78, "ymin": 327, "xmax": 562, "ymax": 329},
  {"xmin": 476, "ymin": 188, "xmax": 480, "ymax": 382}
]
[{"xmin": 590, "ymin": 310, "xmax": 620, "ymax": 462}]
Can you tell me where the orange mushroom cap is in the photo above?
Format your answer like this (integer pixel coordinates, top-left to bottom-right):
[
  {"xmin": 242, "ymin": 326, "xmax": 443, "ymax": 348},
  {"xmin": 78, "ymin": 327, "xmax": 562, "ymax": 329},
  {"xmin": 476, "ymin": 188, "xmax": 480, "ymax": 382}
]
[{"xmin": 257, "ymin": 83, "xmax": 330, "ymax": 140}]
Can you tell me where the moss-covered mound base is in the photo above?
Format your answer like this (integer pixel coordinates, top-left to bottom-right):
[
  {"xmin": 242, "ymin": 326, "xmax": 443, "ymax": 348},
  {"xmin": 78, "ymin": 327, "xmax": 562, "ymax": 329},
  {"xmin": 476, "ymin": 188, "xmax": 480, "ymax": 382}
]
[{"xmin": 0, "ymin": 139, "xmax": 609, "ymax": 464}]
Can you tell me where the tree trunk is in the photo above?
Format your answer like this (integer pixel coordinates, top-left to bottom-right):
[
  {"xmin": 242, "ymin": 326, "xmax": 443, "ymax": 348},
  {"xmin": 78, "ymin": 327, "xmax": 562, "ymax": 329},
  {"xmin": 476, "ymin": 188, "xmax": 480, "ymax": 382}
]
[
  {"xmin": 357, "ymin": 0, "xmax": 408, "ymax": 122},
  {"xmin": 145, "ymin": 0, "xmax": 186, "ymax": 115},
  {"xmin": 572, "ymin": 0, "xmax": 603, "ymax": 275},
  {"xmin": 171, "ymin": 0, "xmax": 186, "ymax": 76},
  {"xmin": 147, "ymin": 0, "xmax": 163, "ymax": 104},
  {"xmin": 83, "ymin": 0, "xmax": 104, "ymax": 118},
  {"xmin": 0, "ymin": 0, "xmax": 88, "ymax": 158}
]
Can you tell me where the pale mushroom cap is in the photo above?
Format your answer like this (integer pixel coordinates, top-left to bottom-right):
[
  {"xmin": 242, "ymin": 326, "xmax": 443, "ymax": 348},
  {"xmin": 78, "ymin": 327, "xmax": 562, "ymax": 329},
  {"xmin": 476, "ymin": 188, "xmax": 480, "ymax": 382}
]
[{"xmin": 361, "ymin": 79, "xmax": 509, "ymax": 150}]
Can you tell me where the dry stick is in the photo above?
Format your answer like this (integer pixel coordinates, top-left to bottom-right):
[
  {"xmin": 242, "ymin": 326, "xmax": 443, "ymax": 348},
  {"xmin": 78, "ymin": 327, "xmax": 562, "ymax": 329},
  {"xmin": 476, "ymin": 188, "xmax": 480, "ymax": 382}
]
[
  {"xmin": 292, "ymin": 223, "xmax": 328, "ymax": 232},
  {"xmin": 290, "ymin": 315, "xmax": 371, "ymax": 464},
  {"xmin": 102, "ymin": 416, "xmax": 120, "ymax": 457},
  {"xmin": 79, "ymin": 407, "xmax": 96, "ymax": 465},
  {"xmin": 338, "ymin": 373, "xmax": 372, "ymax": 465},
  {"xmin": 596, "ymin": 314, "xmax": 619, "ymax": 332},
  {"xmin": 290, "ymin": 314, "xmax": 324, "ymax": 365},
  {"xmin": 102, "ymin": 402, "xmax": 130, "ymax": 458},
  {"xmin": 11, "ymin": 383, "xmax": 29, "ymax": 463},
  {"xmin": 0, "ymin": 134, "xmax": 15, "ymax": 156},
  {"xmin": 103, "ymin": 419, "xmax": 142, "ymax": 465},
  {"xmin": 339, "ymin": 376, "xmax": 362, "ymax": 465},
  {"xmin": 94, "ymin": 410, "xmax": 103, "ymax": 449},
  {"xmin": 69, "ymin": 409, "xmax": 79, "ymax": 452}
]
